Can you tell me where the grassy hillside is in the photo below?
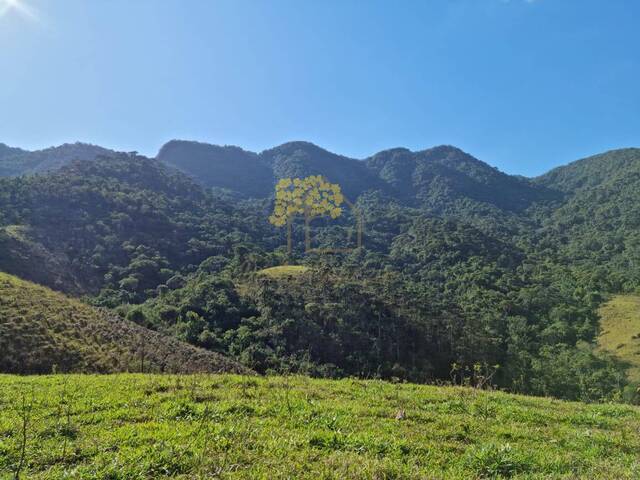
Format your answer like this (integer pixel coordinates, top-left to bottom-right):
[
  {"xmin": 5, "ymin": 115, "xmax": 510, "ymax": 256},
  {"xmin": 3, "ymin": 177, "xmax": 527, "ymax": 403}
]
[
  {"xmin": 598, "ymin": 296, "xmax": 640, "ymax": 383},
  {"xmin": 1, "ymin": 374, "xmax": 639, "ymax": 479},
  {"xmin": 257, "ymin": 265, "xmax": 311, "ymax": 278},
  {"xmin": 0, "ymin": 273, "xmax": 250, "ymax": 375}
]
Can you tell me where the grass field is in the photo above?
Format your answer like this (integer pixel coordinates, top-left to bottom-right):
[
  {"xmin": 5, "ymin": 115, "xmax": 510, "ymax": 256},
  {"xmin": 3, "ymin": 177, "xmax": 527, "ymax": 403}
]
[
  {"xmin": 1, "ymin": 375, "xmax": 639, "ymax": 479},
  {"xmin": 256, "ymin": 265, "xmax": 311, "ymax": 278},
  {"xmin": 598, "ymin": 295, "xmax": 640, "ymax": 383}
]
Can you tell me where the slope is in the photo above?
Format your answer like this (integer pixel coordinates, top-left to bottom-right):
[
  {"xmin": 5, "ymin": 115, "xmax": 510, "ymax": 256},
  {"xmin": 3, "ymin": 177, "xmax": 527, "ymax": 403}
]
[
  {"xmin": 598, "ymin": 295, "xmax": 640, "ymax": 383},
  {"xmin": 261, "ymin": 141, "xmax": 389, "ymax": 199},
  {"xmin": 157, "ymin": 140, "xmax": 274, "ymax": 197},
  {"xmin": 0, "ymin": 153, "xmax": 274, "ymax": 299},
  {"xmin": 0, "ymin": 272, "xmax": 251, "ymax": 374},
  {"xmin": 1, "ymin": 374, "xmax": 639, "ymax": 479},
  {"xmin": 531, "ymin": 148, "xmax": 640, "ymax": 292},
  {"xmin": 0, "ymin": 142, "xmax": 118, "ymax": 177},
  {"xmin": 366, "ymin": 145, "xmax": 555, "ymax": 211}
]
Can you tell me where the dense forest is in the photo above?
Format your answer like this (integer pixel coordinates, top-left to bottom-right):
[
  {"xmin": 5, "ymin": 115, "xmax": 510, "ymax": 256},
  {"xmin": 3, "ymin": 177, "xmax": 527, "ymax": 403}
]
[{"xmin": 1, "ymin": 141, "xmax": 638, "ymax": 403}]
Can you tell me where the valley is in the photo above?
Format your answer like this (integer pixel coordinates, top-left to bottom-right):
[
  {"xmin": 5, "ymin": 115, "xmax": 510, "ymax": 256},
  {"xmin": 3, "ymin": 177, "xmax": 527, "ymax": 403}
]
[
  {"xmin": 1, "ymin": 140, "xmax": 639, "ymax": 404},
  {"xmin": 3, "ymin": 2, "xmax": 638, "ymax": 477}
]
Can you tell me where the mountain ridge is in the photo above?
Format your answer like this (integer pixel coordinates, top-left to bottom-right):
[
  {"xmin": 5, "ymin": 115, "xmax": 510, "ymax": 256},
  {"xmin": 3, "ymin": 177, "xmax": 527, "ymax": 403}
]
[
  {"xmin": 2, "ymin": 138, "xmax": 637, "ymax": 183},
  {"xmin": 0, "ymin": 142, "xmax": 638, "ymax": 400},
  {"xmin": 0, "ymin": 141, "xmax": 118, "ymax": 177}
]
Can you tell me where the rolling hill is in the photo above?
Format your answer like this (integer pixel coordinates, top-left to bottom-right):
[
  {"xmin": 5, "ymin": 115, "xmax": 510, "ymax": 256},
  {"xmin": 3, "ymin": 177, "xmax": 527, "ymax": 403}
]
[
  {"xmin": 157, "ymin": 140, "xmax": 275, "ymax": 197},
  {"xmin": 0, "ymin": 139, "xmax": 638, "ymax": 402},
  {"xmin": 0, "ymin": 272, "xmax": 251, "ymax": 375},
  {"xmin": 0, "ymin": 142, "xmax": 118, "ymax": 177},
  {"xmin": 0, "ymin": 153, "xmax": 274, "ymax": 297},
  {"xmin": 532, "ymin": 148, "xmax": 640, "ymax": 292},
  {"xmin": 366, "ymin": 145, "xmax": 555, "ymax": 211},
  {"xmin": 156, "ymin": 139, "xmax": 554, "ymax": 211}
]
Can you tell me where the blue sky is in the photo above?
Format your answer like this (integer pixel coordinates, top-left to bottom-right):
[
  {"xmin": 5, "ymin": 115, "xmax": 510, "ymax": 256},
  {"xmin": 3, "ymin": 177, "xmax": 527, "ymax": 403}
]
[{"xmin": 0, "ymin": 0, "xmax": 638, "ymax": 176}]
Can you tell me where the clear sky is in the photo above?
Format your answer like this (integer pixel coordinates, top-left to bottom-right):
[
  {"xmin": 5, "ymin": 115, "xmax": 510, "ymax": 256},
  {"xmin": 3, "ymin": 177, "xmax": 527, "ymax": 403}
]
[{"xmin": 1, "ymin": 0, "xmax": 638, "ymax": 176}]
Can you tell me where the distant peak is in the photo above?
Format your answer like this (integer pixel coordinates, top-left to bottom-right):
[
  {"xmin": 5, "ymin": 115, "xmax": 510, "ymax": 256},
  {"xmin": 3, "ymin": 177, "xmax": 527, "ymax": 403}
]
[
  {"xmin": 158, "ymin": 139, "xmax": 257, "ymax": 157},
  {"xmin": 261, "ymin": 141, "xmax": 347, "ymax": 161},
  {"xmin": 370, "ymin": 147, "xmax": 413, "ymax": 156},
  {"xmin": 416, "ymin": 145, "xmax": 468, "ymax": 156},
  {"xmin": 264, "ymin": 141, "xmax": 326, "ymax": 153},
  {"xmin": 275, "ymin": 140, "xmax": 321, "ymax": 149}
]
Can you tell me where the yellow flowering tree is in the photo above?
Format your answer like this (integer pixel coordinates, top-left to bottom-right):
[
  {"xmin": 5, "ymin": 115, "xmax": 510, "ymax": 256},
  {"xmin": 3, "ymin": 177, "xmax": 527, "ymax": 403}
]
[{"xmin": 269, "ymin": 175, "xmax": 344, "ymax": 253}]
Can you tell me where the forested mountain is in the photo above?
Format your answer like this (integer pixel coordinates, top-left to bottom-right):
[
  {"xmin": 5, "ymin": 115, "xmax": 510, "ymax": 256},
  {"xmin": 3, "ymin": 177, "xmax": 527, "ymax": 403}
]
[
  {"xmin": 156, "ymin": 140, "xmax": 555, "ymax": 211},
  {"xmin": 0, "ymin": 154, "xmax": 275, "ymax": 299},
  {"xmin": 157, "ymin": 140, "xmax": 274, "ymax": 197},
  {"xmin": 536, "ymin": 147, "xmax": 640, "ymax": 193},
  {"xmin": 0, "ymin": 143, "xmax": 27, "ymax": 162},
  {"xmin": 531, "ymin": 148, "xmax": 640, "ymax": 292},
  {"xmin": 365, "ymin": 145, "xmax": 556, "ymax": 211},
  {"xmin": 0, "ymin": 140, "xmax": 638, "ymax": 403},
  {"xmin": 0, "ymin": 142, "xmax": 117, "ymax": 176}
]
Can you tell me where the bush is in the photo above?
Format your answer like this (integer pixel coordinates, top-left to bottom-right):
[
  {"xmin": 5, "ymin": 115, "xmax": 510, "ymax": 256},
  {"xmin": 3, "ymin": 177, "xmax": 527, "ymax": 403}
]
[{"xmin": 166, "ymin": 275, "xmax": 186, "ymax": 290}]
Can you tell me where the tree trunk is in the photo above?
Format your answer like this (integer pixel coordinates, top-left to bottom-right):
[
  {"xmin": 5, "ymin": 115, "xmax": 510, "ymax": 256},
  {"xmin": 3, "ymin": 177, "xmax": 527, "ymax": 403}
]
[{"xmin": 305, "ymin": 214, "xmax": 311, "ymax": 252}]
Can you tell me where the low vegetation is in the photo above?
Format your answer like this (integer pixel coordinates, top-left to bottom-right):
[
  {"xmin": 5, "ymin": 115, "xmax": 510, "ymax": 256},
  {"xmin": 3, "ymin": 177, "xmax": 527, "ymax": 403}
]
[{"xmin": 1, "ymin": 374, "xmax": 639, "ymax": 479}]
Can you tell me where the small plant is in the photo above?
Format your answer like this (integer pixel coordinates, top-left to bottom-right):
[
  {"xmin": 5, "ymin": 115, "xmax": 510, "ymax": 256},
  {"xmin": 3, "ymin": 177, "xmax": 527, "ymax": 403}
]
[
  {"xmin": 13, "ymin": 389, "xmax": 33, "ymax": 480},
  {"xmin": 466, "ymin": 443, "xmax": 531, "ymax": 478},
  {"xmin": 450, "ymin": 362, "xmax": 500, "ymax": 390}
]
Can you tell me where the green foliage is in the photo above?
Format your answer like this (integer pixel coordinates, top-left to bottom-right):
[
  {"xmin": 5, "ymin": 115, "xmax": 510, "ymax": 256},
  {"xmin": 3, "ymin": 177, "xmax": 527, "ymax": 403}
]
[
  {"xmin": 2, "ymin": 145, "xmax": 640, "ymax": 402},
  {"xmin": 157, "ymin": 140, "xmax": 274, "ymax": 197},
  {"xmin": 530, "ymin": 343, "xmax": 626, "ymax": 402},
  {"xmin": 0, "ymin": 154, "xmax": 275, "ymax": 302},
  {"xmin": 0, "ymin": 142, "xmax": 116, "ymax": 176}
]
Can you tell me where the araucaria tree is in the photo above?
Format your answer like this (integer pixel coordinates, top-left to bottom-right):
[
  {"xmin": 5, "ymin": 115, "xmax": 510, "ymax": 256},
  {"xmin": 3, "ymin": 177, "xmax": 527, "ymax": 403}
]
[{"xmin": 269, "ymin": 175, "xmax": 344, "ymax": 253}]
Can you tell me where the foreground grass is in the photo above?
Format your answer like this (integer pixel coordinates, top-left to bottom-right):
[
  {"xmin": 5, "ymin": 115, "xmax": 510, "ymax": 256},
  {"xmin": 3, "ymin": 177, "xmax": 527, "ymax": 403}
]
[
  {"xmin": 598, "ymin": 295, "xmax": 640, "ymax": 383},
  {"xmin": 1, "ymin": 375, "xmax": 639, "ymax": 479}
]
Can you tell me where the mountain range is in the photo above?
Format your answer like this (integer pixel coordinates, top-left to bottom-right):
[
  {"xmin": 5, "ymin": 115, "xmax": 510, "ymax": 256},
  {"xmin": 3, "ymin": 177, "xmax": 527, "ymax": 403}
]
[
  {"xmin": 1, "ymin": 139, "xmax": 558, "ymax": 208},
  {"xmin": 1, "ymin": 138, "xmax": 639, "ymax": 402}
]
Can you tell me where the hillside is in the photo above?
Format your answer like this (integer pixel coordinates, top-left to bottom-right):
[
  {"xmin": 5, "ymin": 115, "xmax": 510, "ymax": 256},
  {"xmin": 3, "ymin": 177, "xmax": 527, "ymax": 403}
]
[
  {"xmin": 1, "ymin": 374, "xmax": 639, "ymax": 479},
  {"xmin": 0, "ymin": 141, "xmax": 638, "ymax": 402},
  {"xmin": 0, "ymin": 142, "xmax": 117, "ymax": 177},
  {"xmin": 598, "ymin": 296, "xmax": 640, "ymax": 383},
  {"xmin": 531, "ymin": 148, "xmax": 640, "ymax": 292},
  {"xmin": 0, "ymin": 273, "xmax": 250, "ymax": 374},
  {"xmin": 0, "ymin": 154, "xmax": 275, "ymax": 298},
  {"xmin": 156, "ymin": 140, "xmax": 554, "ymax": 212},
  {"xmin": 366, "ymin": 145, "xmax": 554, "ymax": 211},
  {"xmin": 157, "ymin": 140, "xmax": 274, "ymax": 197},
  {"xmin": 536, "ymin": 148, "xmax": 640, "ymax": 193}
]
